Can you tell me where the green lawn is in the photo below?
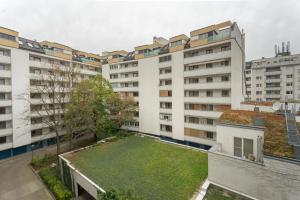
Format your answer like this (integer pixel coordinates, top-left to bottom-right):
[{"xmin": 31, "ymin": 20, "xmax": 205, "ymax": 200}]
[
  {"xmin": 205, "ymin": 185, "xmax": 250, "ymax": 200},
  {"xmin": 66, "ymin": 135, "xmax": 208, "ymax": 200}
]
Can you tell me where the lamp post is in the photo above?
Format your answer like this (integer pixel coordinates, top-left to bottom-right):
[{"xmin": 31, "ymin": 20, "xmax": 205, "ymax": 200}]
[{"xmin": 31, "ymin": 144, "xmax": 36, "ymax": 161}]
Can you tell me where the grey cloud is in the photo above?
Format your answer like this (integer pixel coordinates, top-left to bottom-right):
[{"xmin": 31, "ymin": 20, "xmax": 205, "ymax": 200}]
[{"xmin": 0, "ymin": 0, "xmax": 299, "ymax": 60}]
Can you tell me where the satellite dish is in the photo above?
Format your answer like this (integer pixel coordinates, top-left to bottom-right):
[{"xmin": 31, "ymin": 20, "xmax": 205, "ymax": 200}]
[{"xmin": 272, "ymin": 101, "xmax": 281, "ymax": 111}]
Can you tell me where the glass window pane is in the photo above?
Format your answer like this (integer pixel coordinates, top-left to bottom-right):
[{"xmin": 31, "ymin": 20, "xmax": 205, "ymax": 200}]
[
  {"xmin": 234, "ymin": 137, "xmax": 242, "ymax": 157},
  {"xmin": 244, "ymin": 138, "xmax": 254, "ymax": 158}
]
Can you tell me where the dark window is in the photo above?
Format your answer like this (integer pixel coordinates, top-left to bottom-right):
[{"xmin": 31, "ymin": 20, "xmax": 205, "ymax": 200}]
[
  {"xmin": 0, "ymin": 136, "xmax": 6, "ymax": 144},
  {"xmin": 206, "ymin": 132, "xmax": 214, "ymax": 139},
  {"xmin": 159, "ymin": 55, "xmax": 172, "ymax": 63},
  {"xmin": 0, "ymin": 32, "xmax": 16, "ymax": 41}
]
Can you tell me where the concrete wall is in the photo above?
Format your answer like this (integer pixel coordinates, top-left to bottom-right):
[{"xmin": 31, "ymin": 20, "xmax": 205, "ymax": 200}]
[
  {"xmin": 11, "ymin": 48, "xmax": 31, "ymax": 148},
  {"xmin": 138, "ymin": 57, "xmax": 160, "ymax": 135},
  {"xmin": 208, "ymin": 151, "xmax": 300, "ymax": 200},
  {"xmin": 216, "ymin": 124, "xmax": 264, "ymax": 160}
]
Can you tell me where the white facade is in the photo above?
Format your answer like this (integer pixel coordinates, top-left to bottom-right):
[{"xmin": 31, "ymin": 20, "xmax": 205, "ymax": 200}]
[
  {"xmin": 0, "ymin": 44, "xmax": 101, "ymax": 155},
  {"xmin": 102, "ymin": 22, "xmax": 245, "ymax": 148},
  {"xmin": 245, "ymin": 53, "xmax": 300, "ymax": 102}
]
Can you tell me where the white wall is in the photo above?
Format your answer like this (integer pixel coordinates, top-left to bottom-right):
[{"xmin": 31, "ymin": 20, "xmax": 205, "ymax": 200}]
[
  {"xmin": 230, "ymin": 38, "xmax": 244, "ymax": 109},
  {"xmin": 216, "ymin": 124, "xmax": 264, "ymax": 160},
  {"xmin": 170, "ymin": 51, "xmax": 184, "ymax": 140},
  {"xmin": 138, "ymin": 57, "xmax": 160, "ymax": 135},
  {"xmin": 11, "ymin": 49, "xmax": 31, "ymax": 148}
]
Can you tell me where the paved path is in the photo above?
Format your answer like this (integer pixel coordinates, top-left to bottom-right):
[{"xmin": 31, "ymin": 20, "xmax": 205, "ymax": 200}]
[
  {"xmin": 0, "ymin": 147, "xmax": 55, "ymax": 200},
  {"xmin": 0, "ymin": 135, "xmax": 95, "ymax": 200}
]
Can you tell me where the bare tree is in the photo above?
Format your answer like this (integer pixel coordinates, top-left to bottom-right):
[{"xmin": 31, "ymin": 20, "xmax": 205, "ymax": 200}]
[{"xmin": 27, "ymin": 60, "xmax": 79, "ymax": 155}]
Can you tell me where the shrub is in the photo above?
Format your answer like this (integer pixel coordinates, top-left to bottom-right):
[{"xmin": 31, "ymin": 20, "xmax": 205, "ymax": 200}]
[
  {"xmin": 39, "ymin": 167, "xmax": 72, "ymax": 200},
  {"xmin": 98, "ymin": 189, "xmax": 142, "ymax": 200}
]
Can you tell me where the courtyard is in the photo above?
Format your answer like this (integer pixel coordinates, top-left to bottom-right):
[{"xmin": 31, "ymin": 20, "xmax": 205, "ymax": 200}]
[{"xmin": 63, "ymin": 135, "xmax": 208, "ymax": 200}]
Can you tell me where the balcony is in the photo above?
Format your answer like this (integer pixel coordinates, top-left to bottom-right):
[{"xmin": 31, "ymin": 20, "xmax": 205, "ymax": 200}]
[
  {"xmin": 0, "ymin": 100, "xmax": 12, "ymax": 107},
  {"xmin": 184, "ymin": 49, "xmax": 231, "ymax": 65},
  {"xmin": 0, "ymin": 113, "xmax": 12, "ymax": 121},
  {"xmin": 0, "ymin": 128, "xmax": 13, "ymax": 137},
  {"xmin": 184, "ymin": 97, "xmax": 231, "ymax": 104},
  {"xmin": 0, "ymin": 70, "xmax": 11, "ymax": 78},
  {"xmin": 159, "ymin": 108, "xmax": 172, "ymax": 114},
  {"xmin": 265, "ymin": 87, "xmax": 281, "ymax": 91},
  {"xmin": 184, "ymin": 122, "xmax": 216, "ymax": 132},
  {"xmin": 184, "ymin": 81, "xmax": 231, "ymax": 90},
  {"xmin": 0, "ymin": 142, "xmax": 13, "ymax": 151},
  {"xmin": 265, "ymin": 94, "xmax": 281, "ymax": 99},
  {"xmin": 184, "ymin": 135, "xmax": 216, "ymax": 146},
  {"xmin": 114, "ymin": 87, "xmax": 139, "ymax": 92},
  {"xmin": 184, "ymin": 66, "xmax": 231, "ymax": 77},
  {"xmin": 184, "ymin": 110, "xmax": 222, "ymax": 119},
  {"xmin": 31, "ymin": 123, "xmax": 48, "ymax": 130},
  {"xmin": 0, "ymin": 85, "xmax": 11, "ymax": 92},
  {"xmin": 159, "ymin": 119, "xmax": 172, "ymax": 126},
  {"xmin": 159, "ymin": 85, "xmax": 172, "ymax": 90},
  {"xmin": 264, "ymin": 71, "xmax": 281, "ymax": 76},
  {"xmin": 160, "ymin": 130, "xmax": 172, "ymax": 138},
  {"xmin": 265, "ymin": 78, "xmax": 281, "ymax": 83},
  {"xmin": 0, "ymin": 54, "xmax": 11, "ymax": 64},
  {"xmin": 110, "ymin": 76, "xmax": 138, "ymax": 83}
]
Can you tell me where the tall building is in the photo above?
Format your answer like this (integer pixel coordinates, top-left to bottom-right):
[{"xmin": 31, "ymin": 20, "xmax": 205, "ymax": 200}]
[
  {"xmin": 0, "ymin": 26, "xmax": 101, "ymax": 159},
  {"xmin": 102, "ymin": 21, "xmax": 245, "ymax": 149},
  {"xmin": 245, "ymin": 42, "xmax": 300, "ymax": 102}
]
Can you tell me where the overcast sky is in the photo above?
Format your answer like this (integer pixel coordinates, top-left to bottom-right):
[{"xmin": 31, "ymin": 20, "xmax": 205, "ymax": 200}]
[{"xmin": 0, "ymin": 0, "xmax": 299, "ymax": 60}]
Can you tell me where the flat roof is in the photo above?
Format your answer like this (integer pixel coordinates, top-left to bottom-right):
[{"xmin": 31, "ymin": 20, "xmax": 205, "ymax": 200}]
[
  {"xmin": 63, "ymin": 135, "xmax": 208, "ymax": 200},
  {"xmin": 219, "ymin": 110, "xmax": 294, "ymax": 158}
]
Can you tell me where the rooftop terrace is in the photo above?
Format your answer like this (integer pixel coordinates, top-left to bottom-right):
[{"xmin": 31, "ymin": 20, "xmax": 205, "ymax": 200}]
[{"xmin": 63, "ymin": 135, "xmax": 208, "ymax": 200}]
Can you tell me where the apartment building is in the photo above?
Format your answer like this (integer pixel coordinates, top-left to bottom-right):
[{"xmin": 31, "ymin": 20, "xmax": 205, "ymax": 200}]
[
  {"xmin": 0, "ymin": 26, "xmax": 101, "ymax": 159},
  {"xmin": 245, "ymin": 43, "xmax": 300, "ymax": 102},
  {"xmin": 102, "ymin": 21, "xmax": 245, "ymax": 149}
]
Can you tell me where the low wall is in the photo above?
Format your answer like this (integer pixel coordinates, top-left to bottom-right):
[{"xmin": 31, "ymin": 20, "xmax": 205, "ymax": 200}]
[
  {"xmin": 59, "ymin": 155, "xmax": 104, "ymax": 199},
  {"xmin": 208, "ymin": 151, "xmax": 300, "ymax": 200}
]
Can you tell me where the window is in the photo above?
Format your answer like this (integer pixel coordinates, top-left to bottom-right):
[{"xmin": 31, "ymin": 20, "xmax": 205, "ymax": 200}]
[
  {"xmin": 207, "ymin": 119, "xmax": 214, "ymax": 125},
  {"xmin": 256, "ymin": 76, "xmax": 261, "ymax": 80},
  {"xmin": 256, "ymin": 84, "xmax": 261, "ymax": 87},
  {"xmin": 287, "ymin": 74, "xmax": 293, "ymax": 78},
  {"xmin": 206, "ymin": 91, "xmax": 213, "ymax": 97},
  {"xmin": 0, "ymin": 136, "xmax": 6, "ymax": 144},
  {"xmin": 286, "ymin": 91, "xmax": 293, "ymax": 94},
  {"xmin": 0, "ymin": 107, "xmax": 5, "ymax": 114},
  {"xmin": 221, "ymin": 61, "xmax": 229, "ymax": 66},
  {"xmin": 159, "ymin": 55, "xmax": 171, "ymax": 63},
  {"xmin": 0, "ymin": 48, "xmax": 11, "ymax": 56},
  {"xmin": 160, "ymin": 102, "xmax": 172, "ymax": 109},
  {"xmin": 287, "ymin": 82, "xmax": 293, "ymax": 86},
  {"xmin": 206, "ymin": 132, "xmax": 214, "ymax": 139},
  {"xmin": 159, "ymin": 67, "xmax": 171, "ymax": 74},
  {"xmin": 234, "ymin": 137, "xmax": 254, "ymax": 159},
  {"xmin": 221, "ymin": 45, "xmax": 230, "ymax": 51},
  {"xmin": 222, "ymin": 90, "xmax": 230, "ymax": 97},
  {"xmin": 0, "ymin": 32, "xmax": 16, "ymax": 41},
  {"xmin": 256, "ymin": 91, "xmax": 262, "ymax": 95},
  {"xmin": 221, "ymin": 75, "xmax": 229, "ymax": 82},
  {"xmin": 234, "ymin": 137, "xmax": 242, "ymax": 157},
  {"xmin": 243, "ymin": 139, "xmax": 254, "ymax": 159},
  {"xmin": 0, "ymin": 64, "xmax": 10, "ymax": 71},
  {"xmin": 31, "ymin": 129, "xmax": 43, "ymax": 137},
  {"xmin": 160, "ymin": 124, "xmax": 172, "ymax": 132},
  {"xmin": 206, "ymin": 63, "xmax": 213, "ymax": 68},
  {"xmin": 206, "ymin": 77, "xmax": 213, "ymax": 83},
  {"xmin": 206, "ymin": 49, "xmax": 213, "ymax": 54}
]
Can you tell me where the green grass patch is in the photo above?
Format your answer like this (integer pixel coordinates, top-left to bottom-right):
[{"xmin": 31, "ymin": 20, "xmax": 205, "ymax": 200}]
[
  {"xmin": 66, "ymin": 135, "xmax": 208, "ymax": 200},
  {"xmin": 205, "ymin": 185, "xmax": 250, "ymax": 200},
  {"xmin": 39, "ymin": 167, "xmax": 72, "ymax": 200}
]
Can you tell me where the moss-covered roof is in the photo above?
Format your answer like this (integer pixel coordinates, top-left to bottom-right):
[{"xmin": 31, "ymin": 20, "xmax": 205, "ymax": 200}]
[{"xmin": 219, "ymin": 110, "xmax": 294, "ymax": 158}]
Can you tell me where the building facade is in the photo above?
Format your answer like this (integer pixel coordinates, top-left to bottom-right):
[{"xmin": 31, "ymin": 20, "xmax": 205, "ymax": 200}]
[
  {"xmin": 102, "ymin": 21, "xmax": 245, "ymax": 148},
  {"xmin": 245, "ymin": 45, "xmax": 300, "ymax": 102},
  {"xmin": 0, "ymin": 26, "xmax": 101, "ymax": 159}
]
